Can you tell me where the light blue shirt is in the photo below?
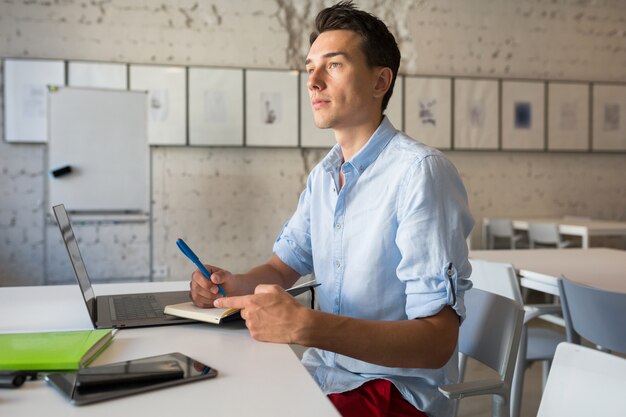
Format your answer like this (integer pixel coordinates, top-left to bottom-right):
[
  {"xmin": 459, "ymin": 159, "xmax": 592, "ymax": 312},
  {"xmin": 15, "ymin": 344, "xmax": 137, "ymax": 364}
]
[{"xmin": 273, "ymin": 117, "xmax": 474, "ymax": 417}]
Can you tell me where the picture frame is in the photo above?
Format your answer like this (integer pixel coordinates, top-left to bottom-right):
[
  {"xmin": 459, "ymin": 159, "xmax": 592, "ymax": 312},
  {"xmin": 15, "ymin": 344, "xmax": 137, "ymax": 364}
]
[
  {"xmin": 501, "ymin": 80, "xmax": 545, "ymax": 150},
  {"xmin": 404, "ymin": 76, "xmax": 452, "ymax": 149},
  {"xmin": 188, "ymin": 67, "xmax": 244, "ymax": 146},
  {"xmin": 3, "ymin": 58, "xmax": 65, "ymax": 143},
  {"xmin": 68, "ymin": 61, "xmax": 127, "ymax": 89},
  {"xmin": 453, "ymin": 78, "xmax": 499, "ymax": 150},
  {"xmin": 299, "ymin": 71, "xmax": 335, "ymax": 148},
  {"xmin": 130, "ymin": 64, "xmax": 187, "ymax": 145},
  {"xmin": 547, "ymin": 82, "xmax": 589, "ymax": 151},
  {"xmin": 245, "ymin": 69, "xmax": 299, "ymax": 147},
  {"xmin": 592, "ymin": 83, "xmax": 626, "ymax": 152}
]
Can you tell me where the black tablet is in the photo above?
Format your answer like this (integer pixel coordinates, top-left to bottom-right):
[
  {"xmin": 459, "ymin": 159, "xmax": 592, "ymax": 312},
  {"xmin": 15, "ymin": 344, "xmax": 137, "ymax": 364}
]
[{"xmin": 44, "ymin": 352, "xmax": 217, "ymax": 405}]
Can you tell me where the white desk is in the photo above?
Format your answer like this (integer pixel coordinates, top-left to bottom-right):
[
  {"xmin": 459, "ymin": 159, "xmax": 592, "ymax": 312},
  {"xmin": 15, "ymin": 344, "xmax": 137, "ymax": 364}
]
[
  {"xmin": 0, "ymin": 281, "xmax": 340, "ymax": 417},
  {"xmin": 470, "ymin": 248, "xmax": 626, "ymax": 296},
  {"xmin": 482, "ymin": 217, "xmax": 626, "ymax": 249}
]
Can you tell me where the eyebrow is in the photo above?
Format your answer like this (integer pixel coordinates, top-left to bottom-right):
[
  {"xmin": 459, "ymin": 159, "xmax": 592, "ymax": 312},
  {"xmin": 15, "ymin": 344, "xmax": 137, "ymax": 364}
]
[{"xmin": 305, "ymin": 51, "xmax": 350, "ymax": 67}]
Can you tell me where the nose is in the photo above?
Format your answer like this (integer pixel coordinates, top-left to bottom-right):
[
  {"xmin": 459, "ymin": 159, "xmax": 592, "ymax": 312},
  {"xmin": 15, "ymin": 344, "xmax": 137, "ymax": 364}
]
[{"xmin": 307, "ymin": 67, "xmax": 325, "ymax": 93}]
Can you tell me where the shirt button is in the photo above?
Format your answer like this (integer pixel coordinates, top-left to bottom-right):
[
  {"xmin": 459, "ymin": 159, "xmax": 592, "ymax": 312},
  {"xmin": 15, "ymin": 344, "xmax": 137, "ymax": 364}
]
[
  {"xmin": 335, "ymin": 260, "xmax": 341, "ymax": 268},
  {"xmin": 335, "ymin": 223, "xmax": 342, "ymax": 229}
]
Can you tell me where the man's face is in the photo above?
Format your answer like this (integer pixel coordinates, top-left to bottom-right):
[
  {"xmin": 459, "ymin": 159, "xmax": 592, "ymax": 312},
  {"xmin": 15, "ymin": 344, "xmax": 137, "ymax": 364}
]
[{"xmin": 305, "ymin": 30, "xmax": 381, "ymax": 130}]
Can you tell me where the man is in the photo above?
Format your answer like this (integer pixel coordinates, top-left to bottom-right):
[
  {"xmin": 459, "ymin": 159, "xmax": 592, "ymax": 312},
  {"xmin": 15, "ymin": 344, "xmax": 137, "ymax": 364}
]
[{"xmin": 190, "ymin": 2, "xmax": 473, "ymax": 416}]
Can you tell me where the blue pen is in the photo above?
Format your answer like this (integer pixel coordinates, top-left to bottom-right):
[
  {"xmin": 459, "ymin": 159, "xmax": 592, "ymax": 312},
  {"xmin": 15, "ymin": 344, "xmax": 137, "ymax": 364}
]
[{"xmin": 176, "ymin": 238, "xmax": 227, "ymax": 297}]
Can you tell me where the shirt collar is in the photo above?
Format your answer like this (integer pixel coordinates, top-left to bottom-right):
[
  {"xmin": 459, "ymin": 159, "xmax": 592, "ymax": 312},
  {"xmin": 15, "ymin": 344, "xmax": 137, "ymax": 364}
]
[{"xmin": 322, "ymin": 116, "xmax": 397, "ymax": 174}]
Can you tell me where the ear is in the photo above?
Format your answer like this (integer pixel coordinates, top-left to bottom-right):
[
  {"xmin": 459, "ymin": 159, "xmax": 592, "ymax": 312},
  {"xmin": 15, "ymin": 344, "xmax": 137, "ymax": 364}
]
[{"xmin": 372, "ymin": 67, "xmax": 393, "ymax": 99}]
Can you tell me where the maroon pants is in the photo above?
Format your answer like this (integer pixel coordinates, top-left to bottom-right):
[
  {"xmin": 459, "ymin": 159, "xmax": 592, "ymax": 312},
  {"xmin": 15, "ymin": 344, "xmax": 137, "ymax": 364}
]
[{"xmin": 328, "ymin": 379, "xmax": 428, "ymax": 417}]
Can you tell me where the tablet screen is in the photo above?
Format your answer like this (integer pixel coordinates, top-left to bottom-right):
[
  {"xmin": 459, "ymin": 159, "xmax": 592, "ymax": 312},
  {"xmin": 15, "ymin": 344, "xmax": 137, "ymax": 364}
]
[{"xmin": 45, "ymin": 352, "xmax": 217, "ymax": 405}]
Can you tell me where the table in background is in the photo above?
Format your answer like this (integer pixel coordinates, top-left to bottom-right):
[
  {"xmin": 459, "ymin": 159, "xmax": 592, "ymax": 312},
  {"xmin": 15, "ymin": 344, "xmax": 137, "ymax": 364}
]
[
  {"xmin": 482, "ymin": 217, "xmax": 626, "ymax": 249},
  {"xmin": 0, "ymin": 281, "xmax": 340, "ymax": 417},
  {"xmin": 470, "ymin": 248, "xmax": 626, "ymax": 296}
]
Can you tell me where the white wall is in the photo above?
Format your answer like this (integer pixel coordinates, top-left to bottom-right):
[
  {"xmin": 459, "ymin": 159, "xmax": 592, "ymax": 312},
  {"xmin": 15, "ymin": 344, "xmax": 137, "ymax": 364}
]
[{"xmin": 1, "ymin": 0, "xmax": 625, "ymax": 285}]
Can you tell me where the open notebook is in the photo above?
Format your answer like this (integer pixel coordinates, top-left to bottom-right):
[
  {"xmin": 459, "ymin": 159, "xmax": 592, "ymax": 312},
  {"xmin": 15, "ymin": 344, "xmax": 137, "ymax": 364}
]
[{"xmin": 164, "ymin": 280, "xmax": 320, "ymax": 324}]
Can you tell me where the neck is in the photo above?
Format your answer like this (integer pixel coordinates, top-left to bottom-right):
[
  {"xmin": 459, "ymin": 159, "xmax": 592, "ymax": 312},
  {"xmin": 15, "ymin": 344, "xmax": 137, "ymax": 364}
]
[{"xmin": 334, "ymin": 115, "xmax": 383, "ymax": 162}]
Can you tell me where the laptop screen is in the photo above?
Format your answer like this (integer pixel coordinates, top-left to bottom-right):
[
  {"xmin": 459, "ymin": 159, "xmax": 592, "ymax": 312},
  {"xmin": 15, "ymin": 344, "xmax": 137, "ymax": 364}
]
[{"xmin": 52, "ymin": 204, "xmax": 97, "ymax": 323}]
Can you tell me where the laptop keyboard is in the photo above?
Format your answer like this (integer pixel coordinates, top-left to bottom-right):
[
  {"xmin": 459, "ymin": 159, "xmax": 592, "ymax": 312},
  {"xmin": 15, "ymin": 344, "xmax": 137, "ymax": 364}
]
[{"xmin": 110, "ymin": 295, "xmax": 162, "ymax": 321}]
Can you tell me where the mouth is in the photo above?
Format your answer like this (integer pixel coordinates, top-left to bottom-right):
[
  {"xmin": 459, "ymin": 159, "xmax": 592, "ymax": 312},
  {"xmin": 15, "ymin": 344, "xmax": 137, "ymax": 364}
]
[{"xmin": 311, "ymin": 98, "xmax": 330, "ymax": 109}]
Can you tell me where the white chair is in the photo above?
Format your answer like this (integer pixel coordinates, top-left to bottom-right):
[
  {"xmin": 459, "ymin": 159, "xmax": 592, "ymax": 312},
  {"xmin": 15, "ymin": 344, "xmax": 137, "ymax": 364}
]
[
  {"xmin": 558, "ymin": 277, "xmax": 626, "ymax": 354},
  {"xmin": 469, "ymin": 259, "xmax": 566, "ymax": 417},
  {"xmin": 536, "ymin": 342, "xmax": 626, "ymax": 417},
  {"xmin": 439, "ymin": 288, "xmax": 525, "ymax": 417},
  {"xmin": 527, "ymin": 223, "xmax": 571, "ymax": 249},
  {"xmin": 487, "ymin": 219, "xmax": 524, "ymax": 250}
]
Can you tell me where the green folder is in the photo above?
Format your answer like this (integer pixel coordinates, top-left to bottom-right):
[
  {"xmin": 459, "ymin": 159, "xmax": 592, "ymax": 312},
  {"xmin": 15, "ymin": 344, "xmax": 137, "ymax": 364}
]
[{"xmin": 0, "ymin": 329, "xmax": 114, "ymax": 371}]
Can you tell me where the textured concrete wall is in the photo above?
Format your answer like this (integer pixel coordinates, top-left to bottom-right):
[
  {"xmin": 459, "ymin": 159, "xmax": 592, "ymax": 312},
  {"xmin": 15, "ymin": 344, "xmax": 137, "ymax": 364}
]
[{"xmin": 1, "ymin": 0, "xmax": 625, "ymax": 286}]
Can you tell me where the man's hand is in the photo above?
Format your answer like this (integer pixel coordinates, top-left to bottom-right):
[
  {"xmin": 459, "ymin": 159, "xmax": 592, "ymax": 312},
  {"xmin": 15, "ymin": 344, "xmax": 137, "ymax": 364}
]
[
  {"xmin": 189, "ymin": 265, "xmax": 235, "ymax": 308},
  {"xmin": 214, "ymin": 284, "xmax": 309, "ymax": 344}
]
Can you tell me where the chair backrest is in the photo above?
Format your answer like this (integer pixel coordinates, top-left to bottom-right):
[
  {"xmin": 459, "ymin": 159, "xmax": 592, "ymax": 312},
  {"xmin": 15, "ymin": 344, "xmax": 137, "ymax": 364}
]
[
  {"xmin": 460, "ymin": 288, "xmax": 525, "ymax": 386},
  {"xmin": 537, "ymin": 342, "xmax": 626, "ymax": 417},
  {"xmin": 557, "ymin": 277, "xmax": 626, "ymax": 354},
  {"xmin": 487, "ymin": 218, "xmax": 519, "ymax": 250},
  {"xmin": 469, "ymin": 259, "xmax": 524, "ymax": 304},
  {"xmin": 528, "ymin": 223, "xmax": 561, "ymax": 248},
  {"xmin": 489, "ymin": 219, "xmax": 515, "ymax": 238}
]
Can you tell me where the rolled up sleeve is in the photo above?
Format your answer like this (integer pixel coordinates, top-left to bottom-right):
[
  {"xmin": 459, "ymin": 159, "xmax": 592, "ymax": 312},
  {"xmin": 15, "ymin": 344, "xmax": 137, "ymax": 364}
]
[{"xmin": 395, "ymin": 155, "xmax": 474, "ymax": 322}]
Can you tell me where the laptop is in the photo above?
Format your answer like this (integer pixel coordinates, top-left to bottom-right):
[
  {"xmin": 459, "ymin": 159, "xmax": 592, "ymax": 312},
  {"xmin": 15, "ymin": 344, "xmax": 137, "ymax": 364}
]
[{"xmin": 53, "ymin": 204, "xmax": 194, "ymax": 329}]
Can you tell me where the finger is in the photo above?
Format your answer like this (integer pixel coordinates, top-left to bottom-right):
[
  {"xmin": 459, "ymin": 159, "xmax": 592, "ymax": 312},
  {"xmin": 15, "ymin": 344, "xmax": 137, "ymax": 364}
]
[
  {"xmin": 191, "ymin": 276, "xmax": 214, "ymax": 297},
  {"xmin": 214, "ymin": 295, "xmax": 250, "ymax": 309},
  {"xmin": 190, "ymin": 278, "xmax": 221, "ymax": 308},
  {"xmin": 209, "ymin": 270, "xmax": 230, "ymax": 294},
  {"xmin": 254, "ymin": 284, "xmax": 283, "ymax": 295},
  {"xmin": 191, "ymin": 270, "xmax": 213, "ymax": 291},
  {"xmin": 193, "ymin": 270, "xmax": 229, "ymax": 296},
  {"xmin": 190, "ymin": 286, "xmax": 219, "ymax": 308}
]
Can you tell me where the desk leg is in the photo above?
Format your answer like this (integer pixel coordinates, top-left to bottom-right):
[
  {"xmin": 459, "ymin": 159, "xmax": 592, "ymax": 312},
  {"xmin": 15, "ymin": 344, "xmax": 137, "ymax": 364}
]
[{"xmin": 582, "ymin": 232, "xmax": 589, "ymax": 248}]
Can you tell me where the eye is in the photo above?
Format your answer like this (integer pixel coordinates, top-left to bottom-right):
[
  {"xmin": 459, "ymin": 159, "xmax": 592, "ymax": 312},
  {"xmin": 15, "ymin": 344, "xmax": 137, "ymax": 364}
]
[{"xmin": 329, "ymin": 62, "xmax": 341, "ymax": 69}]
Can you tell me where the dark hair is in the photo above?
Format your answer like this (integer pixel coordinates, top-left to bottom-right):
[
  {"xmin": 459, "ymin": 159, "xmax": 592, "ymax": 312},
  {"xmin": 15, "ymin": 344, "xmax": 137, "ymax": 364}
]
[{"xmin": 310, "ymin": 1, "xmax": 401, "ymax": 112}]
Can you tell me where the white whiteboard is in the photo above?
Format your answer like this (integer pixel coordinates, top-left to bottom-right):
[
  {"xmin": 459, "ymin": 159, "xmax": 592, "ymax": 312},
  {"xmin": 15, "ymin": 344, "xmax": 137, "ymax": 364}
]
[{"xmin": 48, "ymin": 87, "xmax": 149, "ymax": 212}]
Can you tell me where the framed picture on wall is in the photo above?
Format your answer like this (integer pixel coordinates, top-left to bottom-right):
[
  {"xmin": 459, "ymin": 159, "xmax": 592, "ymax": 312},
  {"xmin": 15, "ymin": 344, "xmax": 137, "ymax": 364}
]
[
  {"xmin": 404, "ymin": 76, "xmax": 452, "ymax": 149},
  {"xmin": 299, "ymin": 71, "xmax": 335, "ymax": 148},
  {"xmin": 501, "ymin": 80, "xmax": 545, "ymax": 150},
  {"xmin": 3, "ymin": 58, "xmax": 65, "ymax": 143},
  {"xmin": 453, "ymin": 78, "xmax": 499, "ymax": 150},
  {"xmin": 592, "ymin": 83, "xmax": 626, "ymax": 152},
  {"xmin": 246, "ymin": 69, "xmax": 299, "ymax": 147},
  {"xmin": 68, "ymin": 61, "xmax": 127, "ymax": 89},
  {"xmin": 547, "ymin": 82, "xmax": 589, "ymax": 151},
  {"xmin": 189, "ymin": 67, "xmax": 244, "ymax": 146},
  {"xmin": 130, "ymin": 64, "xmax": 187, "ymax": 145}
]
